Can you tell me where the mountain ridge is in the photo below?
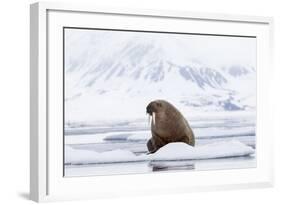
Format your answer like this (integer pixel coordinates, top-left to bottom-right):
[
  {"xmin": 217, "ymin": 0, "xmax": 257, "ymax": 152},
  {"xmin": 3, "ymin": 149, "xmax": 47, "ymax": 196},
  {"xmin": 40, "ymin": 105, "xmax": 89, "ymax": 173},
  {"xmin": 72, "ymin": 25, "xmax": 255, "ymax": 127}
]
[{"xmin": 64, "ymin": 33, "xmax": 256, "ymax": 123}]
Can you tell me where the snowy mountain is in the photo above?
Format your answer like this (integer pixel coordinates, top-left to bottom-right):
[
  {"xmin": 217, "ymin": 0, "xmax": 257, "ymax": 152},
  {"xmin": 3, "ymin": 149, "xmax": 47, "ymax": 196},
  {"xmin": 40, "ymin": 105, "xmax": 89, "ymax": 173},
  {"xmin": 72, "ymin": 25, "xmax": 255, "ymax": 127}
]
[{"xmin": 64, "ymin": 29, "xmax": 256, "ymax": 123}]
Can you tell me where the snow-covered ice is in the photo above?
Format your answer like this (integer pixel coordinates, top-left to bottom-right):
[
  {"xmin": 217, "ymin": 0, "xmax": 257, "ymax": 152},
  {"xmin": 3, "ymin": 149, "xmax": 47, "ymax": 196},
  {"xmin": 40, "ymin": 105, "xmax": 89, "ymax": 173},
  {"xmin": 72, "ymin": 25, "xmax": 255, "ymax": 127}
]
[
  {"xmin": 64, "ymin": 115, "xmax": 256, "ymax": 176},
  {"xmin": 65, "ymin": 146, "xmax": 139, "ymax": 164},
  {"xmin": 151, "ymin": 141, "xmax": 254, "ymax": 161},
  {"xmin": 65, "ymin": 140, "xmax": 254, "ymax": 165}
]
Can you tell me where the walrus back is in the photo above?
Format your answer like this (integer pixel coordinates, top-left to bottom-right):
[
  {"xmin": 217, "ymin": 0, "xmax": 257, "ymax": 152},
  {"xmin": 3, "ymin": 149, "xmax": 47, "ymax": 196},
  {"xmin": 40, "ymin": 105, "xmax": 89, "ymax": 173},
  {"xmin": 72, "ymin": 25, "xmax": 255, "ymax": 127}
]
[
  {"xmin": 180, "ymin": 115, "xmax": 195, "ymax": 146},
  {"xmin": 164, "ymin": 107, "xmax": 195, "ymax": 146}
]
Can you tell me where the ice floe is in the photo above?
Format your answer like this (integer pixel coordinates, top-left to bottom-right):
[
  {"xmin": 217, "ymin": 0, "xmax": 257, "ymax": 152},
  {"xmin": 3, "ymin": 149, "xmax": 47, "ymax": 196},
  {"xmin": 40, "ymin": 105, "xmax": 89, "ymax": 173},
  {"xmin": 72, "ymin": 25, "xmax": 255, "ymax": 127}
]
[{"xmin": 65, "ymin": 140, "xmax": 254, "ymax": 165}]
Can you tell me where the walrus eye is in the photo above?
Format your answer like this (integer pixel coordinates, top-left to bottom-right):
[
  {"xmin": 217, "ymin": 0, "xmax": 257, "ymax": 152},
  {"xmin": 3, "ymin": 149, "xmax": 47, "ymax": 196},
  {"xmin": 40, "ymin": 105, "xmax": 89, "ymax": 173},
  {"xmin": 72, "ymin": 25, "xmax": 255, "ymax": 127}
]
[{"xmin": 156, "ymin": 102, "xmax": 162, "ymax": 107}]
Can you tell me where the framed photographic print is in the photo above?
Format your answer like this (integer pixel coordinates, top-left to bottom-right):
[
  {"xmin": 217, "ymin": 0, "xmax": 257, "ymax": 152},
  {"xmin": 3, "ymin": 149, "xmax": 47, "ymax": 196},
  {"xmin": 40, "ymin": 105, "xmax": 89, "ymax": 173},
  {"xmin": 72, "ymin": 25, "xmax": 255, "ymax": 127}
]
[{"xmin": 30, "ymin": 2, "xmax": 274, "ymax": 202}]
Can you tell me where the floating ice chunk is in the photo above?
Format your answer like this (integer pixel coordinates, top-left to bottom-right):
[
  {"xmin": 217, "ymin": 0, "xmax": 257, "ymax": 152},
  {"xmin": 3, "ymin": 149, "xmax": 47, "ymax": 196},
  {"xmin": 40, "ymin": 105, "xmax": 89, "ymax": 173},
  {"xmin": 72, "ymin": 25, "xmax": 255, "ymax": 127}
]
[
  {"xmin": 150, "ymin": 140, "xmax": 254, "ymax": 161},
  {"xmin": 194, "ymin": 126, "xmax": 255, "ymax": 139},
  {"xmin": 65, "ymin": 146, "xmax": 144, "ymax": 164},
  {"xmin": 103, "ymin": 131, "xmax": 150, "ymax": 142},
  {"xmin": 65, "ymin": 140, "xmax": 254, "ymax": 165},
  {"xmin": 126, "ymin": 132, "xmax": 150, "ymax": 141}
]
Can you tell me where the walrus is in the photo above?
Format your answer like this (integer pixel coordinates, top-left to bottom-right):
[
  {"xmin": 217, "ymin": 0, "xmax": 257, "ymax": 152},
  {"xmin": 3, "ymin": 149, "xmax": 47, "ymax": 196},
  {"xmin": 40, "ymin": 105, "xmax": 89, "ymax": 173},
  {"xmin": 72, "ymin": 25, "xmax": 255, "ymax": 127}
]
[{"xmin": 146, "ymin": 100, "xmax": 195, "ymax": 153}]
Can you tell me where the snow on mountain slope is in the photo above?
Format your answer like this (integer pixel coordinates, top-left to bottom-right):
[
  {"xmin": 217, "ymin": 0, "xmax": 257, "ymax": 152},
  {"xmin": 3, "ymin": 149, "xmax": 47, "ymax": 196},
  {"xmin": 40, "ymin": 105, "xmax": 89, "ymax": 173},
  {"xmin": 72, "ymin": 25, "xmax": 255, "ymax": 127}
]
[{"xmin": 64, "ymin": 29, "xmax": 256, "ymax": 123}]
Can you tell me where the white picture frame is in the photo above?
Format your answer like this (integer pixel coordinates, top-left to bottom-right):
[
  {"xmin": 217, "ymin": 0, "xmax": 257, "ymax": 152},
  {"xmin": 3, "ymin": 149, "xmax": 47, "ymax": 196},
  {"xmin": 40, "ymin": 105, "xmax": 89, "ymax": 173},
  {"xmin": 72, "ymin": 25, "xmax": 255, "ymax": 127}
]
[{"xmin": 30, "ymin": 2, "xmax": 274, "ymax": 202}]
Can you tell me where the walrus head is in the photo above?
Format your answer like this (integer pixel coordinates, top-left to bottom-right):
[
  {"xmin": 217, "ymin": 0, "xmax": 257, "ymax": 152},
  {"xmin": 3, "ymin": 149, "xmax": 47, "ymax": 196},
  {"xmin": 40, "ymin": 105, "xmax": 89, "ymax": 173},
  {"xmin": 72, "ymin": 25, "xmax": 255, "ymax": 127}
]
[
  {"xmin": 146, "ymin": 100, "xmax": 166, "ymax": 114},
  {"xmin": 146, "ymin": 100, "xmax": 168, "ymax": 126}
]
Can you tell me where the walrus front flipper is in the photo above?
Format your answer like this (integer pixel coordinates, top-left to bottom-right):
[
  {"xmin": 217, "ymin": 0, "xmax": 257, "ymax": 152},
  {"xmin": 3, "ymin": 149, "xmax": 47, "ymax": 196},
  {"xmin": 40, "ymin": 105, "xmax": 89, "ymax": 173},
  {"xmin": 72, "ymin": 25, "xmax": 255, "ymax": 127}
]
[
  {"xmin": 147, "ymin": 138, "xmax": 154, "ymax": 153},
  {"xmin": 147, "ymin": 138, "xmax": 158, "ymax": 154}
]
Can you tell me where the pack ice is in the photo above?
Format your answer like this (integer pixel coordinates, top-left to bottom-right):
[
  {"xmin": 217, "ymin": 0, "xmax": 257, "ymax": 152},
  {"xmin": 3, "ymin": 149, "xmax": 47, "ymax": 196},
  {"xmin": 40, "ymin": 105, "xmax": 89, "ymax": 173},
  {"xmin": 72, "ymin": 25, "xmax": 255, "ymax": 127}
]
[{"xmin": 65, "ymin": 140, "xmax": 254, "ymax": 165}]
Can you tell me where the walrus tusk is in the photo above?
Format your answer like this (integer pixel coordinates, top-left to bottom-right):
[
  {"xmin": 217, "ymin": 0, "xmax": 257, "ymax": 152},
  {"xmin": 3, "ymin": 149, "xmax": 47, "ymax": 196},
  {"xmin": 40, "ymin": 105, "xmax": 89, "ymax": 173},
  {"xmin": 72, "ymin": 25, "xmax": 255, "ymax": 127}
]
[
  {"xmin": 152, "ymin": 112, "xmax": 156, "ymax": 126},
  {"xmin": 148, "ymin": 114, "xmax": 151, "ymax": 126}
]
